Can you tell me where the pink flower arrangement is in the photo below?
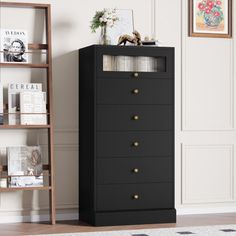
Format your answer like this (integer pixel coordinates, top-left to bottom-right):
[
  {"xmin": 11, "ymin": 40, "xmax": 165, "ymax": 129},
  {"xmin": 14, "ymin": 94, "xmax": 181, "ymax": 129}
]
[
  {"xmin": 198, "ymin": 0, "xmax": 223, "ymax": 14},
  {"xmin": 197, "ymin": 0, "xmax": 224, "ymax": 26}
]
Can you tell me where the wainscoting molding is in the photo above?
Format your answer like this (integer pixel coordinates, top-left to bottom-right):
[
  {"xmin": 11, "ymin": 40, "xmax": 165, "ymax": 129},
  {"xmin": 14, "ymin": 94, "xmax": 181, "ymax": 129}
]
[
  {"xmin": 181, "ymin": 0, "xmax": 235, "ymax": 132},
  {"xmin": 181, "ymin": 144, "xmax": 234, "ymax": 204},
  {"xmin": 0, "ymin": 128, "xmax": 78, "ymax": 222},
  {"xmin": 0, "ymin": 211, "xmax": 78, "ymax": 224},
  {"xmin": 177, "ymin": 206, "xmax": 236, "ymax": 215}
]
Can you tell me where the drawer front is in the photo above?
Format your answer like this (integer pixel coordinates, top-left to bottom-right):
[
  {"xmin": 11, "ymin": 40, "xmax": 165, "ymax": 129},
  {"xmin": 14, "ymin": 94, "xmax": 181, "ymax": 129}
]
[
  {"xmin": 97, "ymin": 105, "xmax": 173, "ymax": 131},
  {"xmin": 97, "ymin": 132, "xmax": 173, "ymax": 157},
  {"xmin": 97, "ymin": 79, "xmax": 173, "ymax": 105},
  {"xmin": 96, "ymin": 183, "xmax": 174, "ymax": 211},
  {"xmin": 97, "ymin": 157, "xmax": 173, "ymax": 184},
  {"xmin": 96, "ymin": 46, "xmax": 174, "ymax": 79}
]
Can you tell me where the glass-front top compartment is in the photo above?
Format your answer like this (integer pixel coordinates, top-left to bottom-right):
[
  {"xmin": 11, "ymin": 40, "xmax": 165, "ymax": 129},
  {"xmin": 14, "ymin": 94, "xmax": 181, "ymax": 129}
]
[{"xmin": 103, "ymin": 55, "xmax": 166, "ymax": 72}]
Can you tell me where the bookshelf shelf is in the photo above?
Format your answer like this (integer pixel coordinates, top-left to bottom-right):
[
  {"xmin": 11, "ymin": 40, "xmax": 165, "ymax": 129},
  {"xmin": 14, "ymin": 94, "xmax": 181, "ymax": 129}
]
[
  {"xmin": 0, "ymin": 174, "xmax": 51, "ymax": 178},
  {"xmin": 0, "ymin": 125, "xmax": 51, "ymax": 129},
  {"xmin": 0, "ymin": 2, "xmax": 50, "ymax": 8},
  {"xmin": 28, "ymin": 43, "xmax": 48, "ymax": 50},
  {"xmin": 0, "ymin": 164, "xmax": 50, "ymax": 172},
  {"xmin": 0, "ymin": 63, "xmax": 49, "ymax": 68},
  {"xmin": 0, "ymin": 186, "xmax": 52, "ymax": 192},
  {"xmin": 0, "ymin": 2, "xmax": 55, "ymax": 225}
]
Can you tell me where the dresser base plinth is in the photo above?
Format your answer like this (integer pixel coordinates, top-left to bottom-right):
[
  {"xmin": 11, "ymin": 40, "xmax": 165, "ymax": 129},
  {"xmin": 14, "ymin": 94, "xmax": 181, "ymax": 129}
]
[{"xmin": 80, "ymin": 209, "xmax": 176, "ymax": 226}]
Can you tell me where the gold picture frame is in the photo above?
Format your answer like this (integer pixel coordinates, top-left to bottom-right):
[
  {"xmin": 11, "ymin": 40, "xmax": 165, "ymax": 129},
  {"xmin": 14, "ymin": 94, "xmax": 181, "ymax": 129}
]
[{"xmin": 189, "ymin": 0, "xmax": 232, "ymax": 38}]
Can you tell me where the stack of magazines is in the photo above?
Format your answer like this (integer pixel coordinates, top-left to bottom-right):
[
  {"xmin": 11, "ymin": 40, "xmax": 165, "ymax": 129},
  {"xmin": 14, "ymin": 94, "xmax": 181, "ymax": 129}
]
[{"xmin": 7, "ymin": 146, "xmax": 43, "ymax": 187}]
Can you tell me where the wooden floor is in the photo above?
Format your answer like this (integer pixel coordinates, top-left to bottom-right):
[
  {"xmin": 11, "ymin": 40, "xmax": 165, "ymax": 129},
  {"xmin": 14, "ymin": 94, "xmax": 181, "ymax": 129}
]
[{"xmin": 0, "ymin": 213, "xmax": 236, "ymax": 236}]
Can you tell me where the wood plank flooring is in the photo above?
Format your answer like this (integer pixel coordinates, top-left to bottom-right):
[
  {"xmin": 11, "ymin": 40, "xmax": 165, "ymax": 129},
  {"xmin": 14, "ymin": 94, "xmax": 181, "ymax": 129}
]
[{"xmin": 0, "ymin": 213, "xmax": 235, "ymax": 236}]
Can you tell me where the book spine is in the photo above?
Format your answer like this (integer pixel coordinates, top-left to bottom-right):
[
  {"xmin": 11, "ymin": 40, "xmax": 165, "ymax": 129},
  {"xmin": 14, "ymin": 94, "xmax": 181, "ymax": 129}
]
[
  {"xmin": 103, "ymin": 55, "xmax": 113, "ymax": 71},
  {"xmin": 116, "ymin": 56, "xmax": 126, "ymax": 71},
  {"xmin": 136, "ymin": 56, "xmax": 149, "ymax": 72},
  {"xmin": 124, "ymin": 56, "xmax": 134, "ymax": 72}
]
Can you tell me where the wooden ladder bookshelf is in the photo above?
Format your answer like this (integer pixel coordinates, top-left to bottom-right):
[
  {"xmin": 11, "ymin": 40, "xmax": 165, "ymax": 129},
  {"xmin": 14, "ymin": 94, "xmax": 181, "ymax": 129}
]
[{"xmin": 0, "ymin": 2, "xmax": 55, "ymax": 224}]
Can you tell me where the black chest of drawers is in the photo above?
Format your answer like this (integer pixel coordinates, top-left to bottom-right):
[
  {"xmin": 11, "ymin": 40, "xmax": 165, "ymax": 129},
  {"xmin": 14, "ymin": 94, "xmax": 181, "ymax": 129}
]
[{"xmin": 79, "ymin": 45, "xmax": 176, "ymax": 226}]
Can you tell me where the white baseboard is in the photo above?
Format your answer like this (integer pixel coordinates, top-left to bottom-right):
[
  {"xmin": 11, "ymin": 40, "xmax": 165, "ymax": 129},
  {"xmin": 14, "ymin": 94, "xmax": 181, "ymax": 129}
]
[
  {"xmin": 177, "ymin": 206, "xmax": 236, "ymax": 215},
  {"xmin": 0, "ymin": 212, "xmax": 78, "ymax": 224}
]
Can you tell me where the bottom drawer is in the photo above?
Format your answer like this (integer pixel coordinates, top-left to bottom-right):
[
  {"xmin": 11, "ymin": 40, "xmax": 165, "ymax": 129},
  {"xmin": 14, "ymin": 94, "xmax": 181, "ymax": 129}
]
[{"xmin": 97, "ymin": 183, "xmax": 173, "ymax": 211}]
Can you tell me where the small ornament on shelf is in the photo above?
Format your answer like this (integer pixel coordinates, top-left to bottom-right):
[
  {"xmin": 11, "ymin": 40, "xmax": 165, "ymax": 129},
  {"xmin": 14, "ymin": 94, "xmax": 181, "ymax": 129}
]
[
  {"xmin": 117, "ymin": 30, "xmax": 142, "ymax": 46},
  {"xmin": 142, "ymin": 36, "xmax": 163, "ymax": 46}
]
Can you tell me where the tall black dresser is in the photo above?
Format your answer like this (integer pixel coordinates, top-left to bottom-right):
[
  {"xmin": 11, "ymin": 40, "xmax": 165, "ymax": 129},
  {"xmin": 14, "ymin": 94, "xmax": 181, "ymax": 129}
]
[{"xmin": 79, "ymin": 45, "xmax": 175, "ymax": 226}]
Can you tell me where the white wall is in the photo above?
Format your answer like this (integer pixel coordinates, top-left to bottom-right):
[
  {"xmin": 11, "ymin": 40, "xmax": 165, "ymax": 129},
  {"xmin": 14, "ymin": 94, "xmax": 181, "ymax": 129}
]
[
  {"xmin": 0, "ymin": 0, "xmax": 235, "ymax": 222},
  {"xmin": 156, "ymin": 0, "xmax": 236, "ymax": 215}
]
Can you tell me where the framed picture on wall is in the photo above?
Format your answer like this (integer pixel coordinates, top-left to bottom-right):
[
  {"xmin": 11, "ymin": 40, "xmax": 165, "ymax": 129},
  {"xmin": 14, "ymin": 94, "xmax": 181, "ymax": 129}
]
[
  {"xmin": 107, "ymin": 9, "xmax": 134, "ymax": 45},
  {"xmin": 189, "ymin": 0, "xmax": 232, "ymax": 38}
]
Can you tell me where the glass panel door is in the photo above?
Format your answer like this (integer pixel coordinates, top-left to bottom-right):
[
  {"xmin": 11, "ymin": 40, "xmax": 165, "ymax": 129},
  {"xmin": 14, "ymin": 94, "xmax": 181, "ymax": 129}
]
[{"xmin": 103, "ymin": 55, "xmax": 166, "ymax": 72}]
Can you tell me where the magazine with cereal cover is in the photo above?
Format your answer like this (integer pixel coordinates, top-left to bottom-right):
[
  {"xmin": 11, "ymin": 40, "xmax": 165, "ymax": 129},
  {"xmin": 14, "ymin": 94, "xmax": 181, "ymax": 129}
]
[{"xmin": 8, "ymin": 83, "xmax": 42, "ymax": 125}]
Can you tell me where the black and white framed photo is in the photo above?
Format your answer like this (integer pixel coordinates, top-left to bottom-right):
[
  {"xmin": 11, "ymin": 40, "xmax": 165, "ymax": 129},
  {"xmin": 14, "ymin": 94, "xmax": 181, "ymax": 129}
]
[
  {"xmin": 107, "ymin": 9, "xmax": 134, "ymax": 45},
  {"xmin": 0, "ymin": 29, "xmax": 28, "ymax": 63}
]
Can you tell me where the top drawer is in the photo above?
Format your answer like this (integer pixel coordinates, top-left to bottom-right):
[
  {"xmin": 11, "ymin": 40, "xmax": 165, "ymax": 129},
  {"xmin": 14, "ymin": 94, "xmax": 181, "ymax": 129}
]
[
  {"xmin": 95, "ymin": 46, "xmax": 174, "ymax": 79},
  {"xmin": 97, "ymin": 79, "xmax": 173, "ymax": 105}
]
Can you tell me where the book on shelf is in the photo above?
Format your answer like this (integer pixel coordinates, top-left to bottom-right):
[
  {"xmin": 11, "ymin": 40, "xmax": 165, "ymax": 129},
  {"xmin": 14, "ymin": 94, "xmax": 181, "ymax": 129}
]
[
  {"xmin": 136, "ymin": 56, "xmax": 156, "ymax": 72},
  {"xmin": 0, "ymin": 82, "xmax": 3, "ymax": 125},
  {"xmin": 116, "ymin": 56, "xmax": 134, "ymax": 72},
  {"xmin": 0, "ymin": 178, "xmax": 7, "ymax": 188},
  {"xmin": 103, "ymin": 55, "xmax": 113, "ymax": 71},
  {"xmin": 8, "ymin": 83, "xmax": 42, "ymax": 125},
  {"xmin": 7, "ymin": 146, "xmax": 43, "ymax": 187},
  {"xmin": 0, "ymin": 29, "xmax": 28, "ymax": 63},
  {"xmin": 20, "ymin": 91, "xmax": 47, "ymax": 125},
  {"xmin": 9, "ymin": 176, "xmax": 43, "ymax": 188}
]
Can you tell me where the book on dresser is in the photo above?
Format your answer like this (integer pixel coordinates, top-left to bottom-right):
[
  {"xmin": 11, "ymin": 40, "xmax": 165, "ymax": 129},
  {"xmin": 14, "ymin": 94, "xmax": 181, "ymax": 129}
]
[
  {"xmin": 0, "ymin": 29, "xmax": 28, "ymax": 63},
  {"xmin": 20, "ymin": 91, "xmax": 47, "ymax": 125},
  {"xmin": 8, "ymin": 83, "xmax": 42, "ymax": 125},
  {"xmin": 7, "ymin": 146, "xmax": 43, "ymax": 187},
  {"xmin": 0, "ymin": 82, "xmax": 3, "ymax": 125}
]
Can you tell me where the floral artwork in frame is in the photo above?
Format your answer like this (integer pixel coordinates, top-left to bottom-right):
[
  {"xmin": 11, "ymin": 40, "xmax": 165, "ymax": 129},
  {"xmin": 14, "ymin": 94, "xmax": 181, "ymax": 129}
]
[{"xmin": 189, "ymin": 0, "xmax": 232, "ymax": 38}]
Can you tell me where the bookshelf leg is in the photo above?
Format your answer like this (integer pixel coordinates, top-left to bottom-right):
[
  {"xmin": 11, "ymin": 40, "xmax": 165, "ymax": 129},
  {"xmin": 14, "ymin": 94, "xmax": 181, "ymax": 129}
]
[{"xmin": 50, "ymin": 188, "xmax": 56, "ymax": 224}]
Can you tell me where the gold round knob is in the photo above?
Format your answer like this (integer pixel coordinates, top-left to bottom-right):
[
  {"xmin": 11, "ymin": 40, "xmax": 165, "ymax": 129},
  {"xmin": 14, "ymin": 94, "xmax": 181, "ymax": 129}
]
[
  {"xmin": 133, "ymin": 115, "xmax": 139, "ymax": 120},
  {"xmin": 133, "ymin": 194, "xmax": 139, "ymax": 200},
  {"xmin": 133, "ymin": 72, "xmax": 139, "ymax": 78},
  {"xmin": 132, "ymin": 89, "xmax": 139, "ymax": 94},
  {"xmin": 133, "ymin": 168, "xmax": 139, "ymax": 173},
  {"xmin": 133, "ymin": 141, "xmax": 139, "ymax": 147}
]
